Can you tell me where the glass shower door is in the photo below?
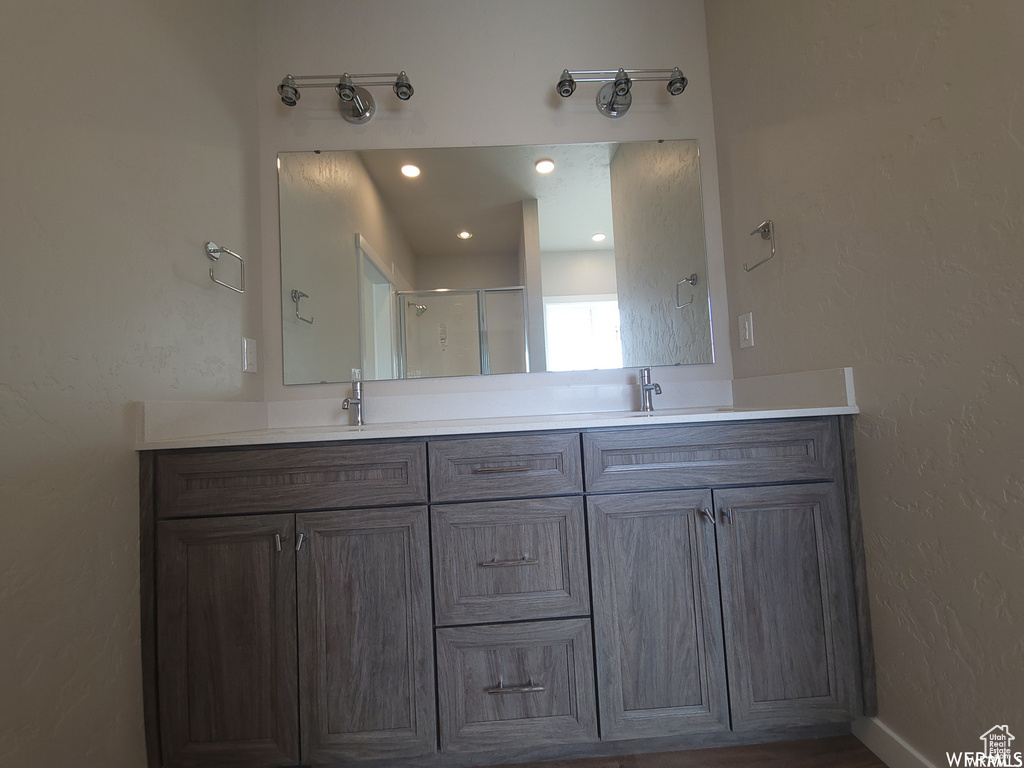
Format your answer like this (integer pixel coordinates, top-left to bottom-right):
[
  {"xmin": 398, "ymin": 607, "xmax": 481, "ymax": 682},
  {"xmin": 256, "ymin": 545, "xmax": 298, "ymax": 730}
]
[
  {"xmin": 400, "ymin": 291, "xmax": 481, "ymax": 378},
  {"xmin": 481, "ymin": 288, "xmax": 528, "ymax": 375}
]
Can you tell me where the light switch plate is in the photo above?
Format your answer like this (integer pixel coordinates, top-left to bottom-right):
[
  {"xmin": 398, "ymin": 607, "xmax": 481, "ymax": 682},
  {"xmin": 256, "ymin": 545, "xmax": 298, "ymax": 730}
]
[
  {"xmin": 242, "ymin": 337, "xmax": 258, "ymax": 373},
  {"xmin": 738, "ymin": 313, "xmax": 754, "ymax": 349}
]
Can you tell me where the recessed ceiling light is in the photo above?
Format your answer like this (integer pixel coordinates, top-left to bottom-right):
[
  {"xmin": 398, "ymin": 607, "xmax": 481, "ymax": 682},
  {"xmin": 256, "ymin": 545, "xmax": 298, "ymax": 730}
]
[
  {"xmin": 457, "ymin": 230, "xmax": 473, "ymax": 240},
  {"xmin": 592, "ymin": 233, "xmax": 606, "ymax": 242},
  {"xmin": 535, "ymin": 159, "xmax": 555, "ymax": 174},
  {"xmin": 401, "ymin": 164, "xmax": 420, "ymax": 177}
]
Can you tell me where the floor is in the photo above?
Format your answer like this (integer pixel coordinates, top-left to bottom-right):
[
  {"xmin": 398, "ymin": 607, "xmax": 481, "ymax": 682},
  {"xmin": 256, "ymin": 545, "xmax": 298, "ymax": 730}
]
[{"xmin": 495, "ymin": 735, "xmax": 888, "ymax": 768}]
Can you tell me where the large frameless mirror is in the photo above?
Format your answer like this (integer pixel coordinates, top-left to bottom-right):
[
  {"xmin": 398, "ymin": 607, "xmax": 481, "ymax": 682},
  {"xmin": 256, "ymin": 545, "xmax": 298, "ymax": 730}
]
[{"xmin": 279, "ymin": 140, "xmax": 713, "ymax": 384}]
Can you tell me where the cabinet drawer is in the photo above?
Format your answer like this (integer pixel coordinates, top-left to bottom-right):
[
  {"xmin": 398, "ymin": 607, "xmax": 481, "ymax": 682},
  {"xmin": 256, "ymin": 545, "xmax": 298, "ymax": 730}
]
[
  {"xmin": 429, "ymin": 433, "xmax": 583, "ymax": 501},
  {"xmin": 155, "ymin": 442, "xmax": 427, "ymax": 518},
  {"xmin": 436, "ymin": 619, "xmax": 597, "ymax": 753},
  {"xmin": 583, "ymin": 418, "xmax": 841, "ymax": 492},
  {"xmin": 432, "ymin": 498, "xmax": 590, "ymax": 625}
]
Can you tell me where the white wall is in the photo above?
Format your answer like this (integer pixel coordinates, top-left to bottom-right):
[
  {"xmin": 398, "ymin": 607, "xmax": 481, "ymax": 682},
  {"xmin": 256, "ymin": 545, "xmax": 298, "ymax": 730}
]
[
  {"xmin": 256, "ymin": 0, "xmax": 732, "ymax": 400},
  {"xmin": 521, "ymin": 198, "xmax": 547, "ymax": 373},
  {"xmin": 706, "ymin": 1, "xmax": 1024, "ymax": 762},
  {"xmin": 0, "ymin": 1, "xmax": 262, "ymax": 765},
  {"xmin": 542, "ymin": 250, "xmax": 619, "ymax": 298}
]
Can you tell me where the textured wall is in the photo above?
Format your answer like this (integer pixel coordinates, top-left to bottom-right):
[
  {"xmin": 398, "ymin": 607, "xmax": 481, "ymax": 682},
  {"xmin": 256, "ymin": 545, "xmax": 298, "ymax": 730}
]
[
  {"xmin": 705, "ymin": 0, "xmax": 1024, "ymax": 760},
  {"xmin": 610, "ymin": 141, "xmax": 713, "ymax": 366},
  {"xmin": 0, "ymin": 1, "xmax": 261, "ymax": 765}
]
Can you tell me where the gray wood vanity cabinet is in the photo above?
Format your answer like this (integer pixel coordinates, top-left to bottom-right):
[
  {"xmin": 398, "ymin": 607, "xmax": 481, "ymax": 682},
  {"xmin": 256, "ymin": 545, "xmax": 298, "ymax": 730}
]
[
  {"xmin": 140, "ymin": 416, "xmax": 872, "ymax": 768},
  {"xmin": 588, "ymin": 484, "xmax": 860, "ymax": 741},
  {"xmin": 583, "ymin": 418, "xmax": 863, "ymax": 739},
  {"xmin": 145, "ymin": 442, "xmax": 435, "ymax": 768},
  {"xmin": 427, "ymin": 433, "xmax": 598, "ymax": 753}
]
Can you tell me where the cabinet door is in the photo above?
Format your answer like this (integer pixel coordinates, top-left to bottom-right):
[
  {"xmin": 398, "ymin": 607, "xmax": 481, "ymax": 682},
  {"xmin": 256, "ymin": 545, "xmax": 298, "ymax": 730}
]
[
  {"xmin": 715, "ymin": 483, "xmax": 861, "ymax": 730},
  {"xmin": 588, "ymin": 490, "xmax": 729, "ymax": 740},
  {"xmin": 297, "ymin": 507, "xmax": 436, "ymax": 763},
  {"xmin": 156, "ymin": 515, "xmax": 298, "ymax": 768}
]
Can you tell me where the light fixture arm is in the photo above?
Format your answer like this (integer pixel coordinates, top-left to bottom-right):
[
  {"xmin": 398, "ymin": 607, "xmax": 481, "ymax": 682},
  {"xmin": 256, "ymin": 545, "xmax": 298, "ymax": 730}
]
[
  {"xmin": 563, "ymin": 68, "xmax": 681, "ymax": 83},
  {"xmin": 289, "ymin": 72, "xmax": 407, "ymax": 88}
]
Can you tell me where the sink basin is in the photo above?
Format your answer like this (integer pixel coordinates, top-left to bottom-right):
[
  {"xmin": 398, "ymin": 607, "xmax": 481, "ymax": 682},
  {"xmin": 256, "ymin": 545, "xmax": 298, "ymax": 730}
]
[{"xmin": 599, "ymin": 406, "xmax": 733, "ymax": 418}]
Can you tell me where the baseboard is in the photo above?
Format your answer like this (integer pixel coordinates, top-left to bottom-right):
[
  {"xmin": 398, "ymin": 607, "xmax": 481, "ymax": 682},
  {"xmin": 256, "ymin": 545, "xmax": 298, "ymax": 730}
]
[{"xmin": 853, "ymin": 717, "xmax": 938, "ymax": 768}]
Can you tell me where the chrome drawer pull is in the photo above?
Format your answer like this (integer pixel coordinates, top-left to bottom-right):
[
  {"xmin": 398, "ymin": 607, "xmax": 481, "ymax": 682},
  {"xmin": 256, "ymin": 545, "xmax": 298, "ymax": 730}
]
[
  {"xmin": 471, "ymin": 465, "xmax": 532, "ymax": 475},
  {"xmin": 478, "ymin": 556, "xmax": 539, "ymax": 568},
  {"xmin": 699, "ymin": 507, "xmax": 715, "ymax": 525},
  {"xmin": 487, "ymin": 678, "xmax": 544, "ymax": 695}
]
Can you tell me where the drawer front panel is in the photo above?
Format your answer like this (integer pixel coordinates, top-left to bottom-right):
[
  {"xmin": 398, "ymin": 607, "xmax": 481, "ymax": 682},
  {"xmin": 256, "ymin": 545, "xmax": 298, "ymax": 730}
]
[
  {"xmin": 429, "ymin": 433, "xmax": 583, "ymax": 501},
  {"xmin": 583, "ymin": 418, "xmax": 841, "ymax": 492},
  {"xmin": 432, "ymin": 498, "xmax": 590, "ymax": 625},
  {"xmin": 436, "ymin": 619, "xmax": 597, "ymax": 753},
  {"xmin": 156, "ymin": 442, "xmax": 427, "ymax": 518}
]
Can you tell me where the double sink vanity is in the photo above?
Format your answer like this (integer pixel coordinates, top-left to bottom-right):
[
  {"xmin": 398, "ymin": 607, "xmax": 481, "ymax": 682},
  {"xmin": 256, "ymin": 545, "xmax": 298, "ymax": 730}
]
[{"xmin": 137, "ymin": 370, "xmax": 875, "ymax": 768}]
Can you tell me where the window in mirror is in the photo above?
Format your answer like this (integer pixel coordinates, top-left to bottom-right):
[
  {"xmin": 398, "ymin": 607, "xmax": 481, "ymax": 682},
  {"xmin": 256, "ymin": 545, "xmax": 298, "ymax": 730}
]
[{"xmin": 544, "ymin": 298, "xmax": 622, "ymax": 372}]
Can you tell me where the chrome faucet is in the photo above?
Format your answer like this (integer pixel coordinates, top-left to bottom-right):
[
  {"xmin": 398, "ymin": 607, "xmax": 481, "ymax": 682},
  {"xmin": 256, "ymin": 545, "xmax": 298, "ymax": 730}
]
[
  {"xmin": 342, "ymin": 380, "xmax": 363, "ymax": 426},
  {"xmin": 639, "ymin": 367, "xmax": 662, "ymax": 412}
]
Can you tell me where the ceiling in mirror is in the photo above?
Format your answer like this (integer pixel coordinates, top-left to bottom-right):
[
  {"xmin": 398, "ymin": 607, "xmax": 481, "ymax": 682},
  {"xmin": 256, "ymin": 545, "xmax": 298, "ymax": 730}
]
[
  {"xmin": 279, "ymin": 140, "xmax": 713, "ymax": 385},
  {"xmin": 357, "ymin": 143, "xmax": 618, "ymax": 260}
]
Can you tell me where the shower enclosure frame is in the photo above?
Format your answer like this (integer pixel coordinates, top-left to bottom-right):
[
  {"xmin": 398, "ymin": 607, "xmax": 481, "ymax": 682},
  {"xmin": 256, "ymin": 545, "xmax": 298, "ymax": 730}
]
[{"xmin": 396, "ymin": 286, "xmax": 530, "ymax": 379}]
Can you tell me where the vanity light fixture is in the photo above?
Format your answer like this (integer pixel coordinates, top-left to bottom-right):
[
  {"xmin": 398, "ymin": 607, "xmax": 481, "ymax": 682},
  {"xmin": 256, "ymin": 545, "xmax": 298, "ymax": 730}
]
[
  {"xmin": 535, "ymin": 159, "xmax": 555, "ymax": 174},
  {"xmin": 456, "ymin": 230, "xmax": 473, "ymax": 240},
  {"xmin": 555, "ymin": 67, "xmax": 688, "ymax": 118},
  {"xmin": 277, "ymin": 71, "xmax": 414, "ymax": 124},
  {"xmin": 401, "ymin": 164, "xmax": 421, "ymax": 177}
]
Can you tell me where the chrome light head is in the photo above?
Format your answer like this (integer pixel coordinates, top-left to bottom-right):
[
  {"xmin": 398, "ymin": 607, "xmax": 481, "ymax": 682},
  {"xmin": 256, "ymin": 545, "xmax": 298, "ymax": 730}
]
[
  {"xmin": 278, "ymin": 75, "xmax": 300, "ymax": 106},
  {"xmin": 667, "ymin": 68, "xmax": 688, "ymax": 96},
  {"xmin": 393, "ymin": 71, "xmax": 414, "ymax": 100},
  {"xmin": 556, "ymin": 69, "xmax": 576, "ymax": 98},
  {"xmin": 612, "ymin": 69, "xmax": 631, "ymax": 97},
  {"xmin": 335, "ymin": 73, "xmax": 356, "ymax": 102}
]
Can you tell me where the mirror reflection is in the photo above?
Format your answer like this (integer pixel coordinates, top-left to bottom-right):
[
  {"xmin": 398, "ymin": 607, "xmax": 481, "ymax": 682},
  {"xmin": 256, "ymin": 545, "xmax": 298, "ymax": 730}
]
[{"xmin": 279, "ymin": 140, "xmax": 712, "ymax": 384}]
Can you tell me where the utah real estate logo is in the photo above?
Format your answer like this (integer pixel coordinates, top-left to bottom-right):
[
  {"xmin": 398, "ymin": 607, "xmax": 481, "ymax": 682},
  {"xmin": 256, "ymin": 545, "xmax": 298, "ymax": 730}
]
[{"xmin": 947, "ymin": 726, "xmax": 1023, "ymax": 767}]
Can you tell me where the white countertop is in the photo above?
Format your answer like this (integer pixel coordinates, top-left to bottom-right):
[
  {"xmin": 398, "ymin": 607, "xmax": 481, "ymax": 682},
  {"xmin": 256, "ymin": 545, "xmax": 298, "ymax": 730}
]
[
  {"xmin": 135, "ymin": 403, "xmax": 857, "ymax": 451},
  {"xmin": 134, "ymin": 368, "xmax": 858, "ymax": 451}
]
